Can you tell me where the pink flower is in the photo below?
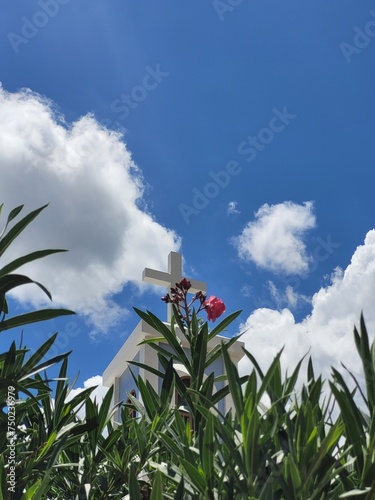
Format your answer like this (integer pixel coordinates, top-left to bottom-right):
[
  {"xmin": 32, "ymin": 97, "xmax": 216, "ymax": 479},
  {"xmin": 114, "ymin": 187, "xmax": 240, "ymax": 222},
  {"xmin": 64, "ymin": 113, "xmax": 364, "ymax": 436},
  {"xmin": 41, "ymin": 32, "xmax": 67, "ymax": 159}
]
[{"xmin": 204, "ymin": 296, "xmax": 225, "ymax": 322}]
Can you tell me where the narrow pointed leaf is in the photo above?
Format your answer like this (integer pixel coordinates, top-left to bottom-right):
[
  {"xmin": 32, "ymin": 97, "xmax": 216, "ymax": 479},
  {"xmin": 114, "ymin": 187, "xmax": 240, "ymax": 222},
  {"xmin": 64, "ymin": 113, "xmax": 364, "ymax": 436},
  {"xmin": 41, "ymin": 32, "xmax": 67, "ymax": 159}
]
[
  {"xmin": 208, "ymin": 310, "xmax": 242, "ymax": 340},
  {"xmin": 221, "ymin": 342, "xmax": 243, "ymax": 416},
  {"xmin": 150, "ymin": 470, "xmax": 164, "ymax": 500},
  {"xmin": 0, "ymin": 273, "xmax": 52, "ymax": 300},
  {"xmin": 0, "ymin": 204, "xmax": 48, "ymax": 258},
  {"xmin": 21, "ymin": 333, "xmax": 59, "ymax": 373},
  {"xmin": 0, "ymin": 204, "xmax": 23, "ymax": 240},
  {"xmin": 19, "ymin": 351, "xmax": 72, "ymax": 380},
  {"xmin": 179, "ymin": 458, "xmax": 207, "ymax": 493},
  {"xmin": 0, "ymin": 249, "xmax": 66, "ymax": 278},
  {"xmin": 0, "ymin": 308, "xmax": 75, "ymax": 332}
]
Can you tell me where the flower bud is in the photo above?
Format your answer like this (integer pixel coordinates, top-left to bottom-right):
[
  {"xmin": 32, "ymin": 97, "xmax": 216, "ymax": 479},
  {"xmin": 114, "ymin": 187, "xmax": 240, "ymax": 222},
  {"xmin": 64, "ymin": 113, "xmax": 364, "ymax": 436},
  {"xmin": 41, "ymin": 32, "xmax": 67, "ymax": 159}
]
[{"xmin": 179, "ymin": 278, "xmax": 191, "ymax": 290}]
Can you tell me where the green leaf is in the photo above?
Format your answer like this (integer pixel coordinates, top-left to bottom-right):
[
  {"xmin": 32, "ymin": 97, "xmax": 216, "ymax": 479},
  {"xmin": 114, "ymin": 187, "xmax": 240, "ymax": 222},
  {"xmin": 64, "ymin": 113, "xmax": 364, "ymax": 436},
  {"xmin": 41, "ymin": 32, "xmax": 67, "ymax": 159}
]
[
  {"xmin": 201, "ymin": 412, "xmax": 215, "ymax": 486},
  {"xmin": 0, "ymin": 273, "xmax": 52, "ymax": 300},
  {"xmin": 171, "ymin": 304, "xmax": 186, "ymax": 334},
  {"xmin": 285, "ymin": 455, "xmax": 302, "ymax": 493},
  {"xmin": 0, "ymin": 204, "xmax": 48, "ymax": 258},
  {"xmin": 285, "ymin": 353, "xmax": 307, "ymax": 396},
  {"xmin": 173, "ymin": 478, "xmax": 185, "ymax": 500},
  {"xmin": 329, "ymin": 377, "xmax": 365, "ymax": 473},
  {"xmin": 179, "ymin": 458, "xmax": 207, "ymax": 493},
  {"xmin": 258, "ymin": 348, "xmax": 284, "ymax": 403},
  {"xmin": 97, "ymin": 385, "xmax": 114, "ymax": 431},
  {"xmin": 194, "ymin": 322, "xmax": 208, "ymax": 388},
  {"xmin": 160, "ymin": 357, "xmax": 175, "ymax": 407},
  {"xmin": 6, "ymin": 204, "xmax": 24, "ymax": 225},
  {"xmin": 200, "ymin": 372, "xmax": 215, "ymax": 405},
  {"xmin": 221, "ymin": 343, "xmax": 243, "ymax": 416},
  {"xmin": 0, "ymin": 249, "xmax": 66, "ymax": 278},
  {"xmin": 134, "ymin": 376, "xmax": 157, "ymax": 419},
  {"xmin": 242, "ymin": 346, "xmax": 265, "ymax": 379},
  {"xmin": 159, "ymin": 431, "xmax": 184, "ymax": 458},
  {"xmin": 150, "ymin": 470, "xmax": 164, "ymax": 500},
  {"xmin": 31, "ymin": 434, "xmax": 69, "ymax": 500},
  {"xmin": 206, "ymin": 333, "xmax": 242, "ymax": 368},
  {"xmin": 305, "ymin": 420, "xmax": 344, "ymax": 490},
  {"xmin": 139, "ymin": 336, "xmax": 166, "ymax": 345},
  {"xmin": 0, "ymin": 204, "xmax": 23, "ymax": 240},
  {"xmin": 20, "ymin": 333, "xmax": 59, "ymax": 373},
  {"xmin": 210, "ymin": 374, "xmax": 248, "ymax": 406},
  {"xmin": 129, "ymin": 360, "xmax": 165, "ymax": 380},
  {"xmin": 55, "ymin": 421, "xmax": 80, "ymax": 440},
  {"xmin": 208, "ymin": 310, "xmax": 242, "ymax": 341},
  {"xmin": 129, "ymin": 463, "xmax": 142, "ymax": 499},
  {"xmin": 21, "ymin": 480, "xmax": 43, "ymax": 500},
  {"xmin": 19, "ymin": 351, "xmax": 72, "ymax": 380},
  {"xmin": 0, "ymin": 308, "xmax": 75, "ymax": 332},
  {"xmin": 307, "ymin": 356, "xmax": 315, "ymax": 384},
  {"xmin": 0, "ymin": 455, "xmax": 6, "ymax": 500},
  {"xmin": 357, "ymin": 314, "xmax": 375, "ymax": 411},
  {"xmin": 134, "ymin": 308, "xmax": 191, "ymax": 368}
]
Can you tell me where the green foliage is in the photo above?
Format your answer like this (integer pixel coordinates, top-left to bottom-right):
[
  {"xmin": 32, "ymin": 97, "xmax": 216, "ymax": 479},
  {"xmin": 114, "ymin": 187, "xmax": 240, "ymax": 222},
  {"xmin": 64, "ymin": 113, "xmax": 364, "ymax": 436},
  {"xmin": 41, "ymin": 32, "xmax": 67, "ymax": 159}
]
[
  {"xmin": 0, "ymin": 203, "xmax": 74, "ymax": 332},
  {"xmin": 1, "ymin": 203, "xmax": 375, "ymax": 498},
  {"xmin": 132, "ymin": 303, "xmax": 375, "ymax": 499}
]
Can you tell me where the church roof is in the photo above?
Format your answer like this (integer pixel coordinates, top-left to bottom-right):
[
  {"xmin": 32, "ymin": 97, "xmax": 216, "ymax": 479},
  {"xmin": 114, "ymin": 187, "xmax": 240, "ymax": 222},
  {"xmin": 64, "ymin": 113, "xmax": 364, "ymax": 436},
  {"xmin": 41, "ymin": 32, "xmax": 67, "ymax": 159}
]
[{"xmin": 102, "ymin": 318, "xmax": 245, "ymax": 388}]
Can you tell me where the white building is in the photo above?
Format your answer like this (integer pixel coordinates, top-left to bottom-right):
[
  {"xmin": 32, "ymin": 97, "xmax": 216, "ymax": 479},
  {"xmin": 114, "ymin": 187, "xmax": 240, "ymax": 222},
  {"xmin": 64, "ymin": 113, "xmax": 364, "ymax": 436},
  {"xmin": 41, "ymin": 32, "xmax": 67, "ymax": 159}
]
[{"xmin": 102, "ymin": 252, "xmax": 244, "ymax": 421}]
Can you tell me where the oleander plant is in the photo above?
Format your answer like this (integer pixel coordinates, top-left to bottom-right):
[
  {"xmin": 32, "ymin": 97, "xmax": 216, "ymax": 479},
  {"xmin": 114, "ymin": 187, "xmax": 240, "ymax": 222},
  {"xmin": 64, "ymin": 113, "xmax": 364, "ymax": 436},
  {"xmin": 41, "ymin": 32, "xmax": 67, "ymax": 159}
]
[{"xmin": 0, "ymin": 203, "xmax": 375, "ymax": 499}]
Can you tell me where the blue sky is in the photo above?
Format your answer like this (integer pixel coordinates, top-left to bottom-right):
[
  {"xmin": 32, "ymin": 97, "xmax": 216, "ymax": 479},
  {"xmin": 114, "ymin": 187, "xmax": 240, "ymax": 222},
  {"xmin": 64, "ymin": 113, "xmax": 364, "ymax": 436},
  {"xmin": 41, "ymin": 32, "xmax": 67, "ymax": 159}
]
[{"xmin": 1, "ymin": 0, "xmax": 375, "ymax": 392}]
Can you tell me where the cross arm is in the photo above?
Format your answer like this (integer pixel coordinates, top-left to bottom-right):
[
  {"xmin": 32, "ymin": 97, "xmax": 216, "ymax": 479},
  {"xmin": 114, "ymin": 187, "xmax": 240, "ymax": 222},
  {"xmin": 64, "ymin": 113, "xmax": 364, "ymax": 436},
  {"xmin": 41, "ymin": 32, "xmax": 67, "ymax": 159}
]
[{"xmin": 142, "ymin": 268, "xmax": 171, "ymax": 287}]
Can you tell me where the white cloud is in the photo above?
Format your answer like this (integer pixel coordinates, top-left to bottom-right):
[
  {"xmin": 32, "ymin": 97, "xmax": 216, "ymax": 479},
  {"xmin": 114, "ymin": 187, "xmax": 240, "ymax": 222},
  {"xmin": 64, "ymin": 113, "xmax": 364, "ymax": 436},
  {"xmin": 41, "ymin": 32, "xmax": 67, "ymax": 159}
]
[
  {"xmin": 285, "ymin": 285, "xmax": 303, "ymax": 309},
  {"xmin": 68, "ymin": 375, "xmax": 108, "ymax": 403},
  {"xmin": 268, "ymin": 280, "xmax": 308, "ymax": 309},
  {"xmin": 234, "ymin": 201, "xmax": 316, "ymax": 275},
  {"xmin": 227, "ymin": 201, "xmax": 240, "ymax": 215},
  {"xmin": 66, "ymin": 375, "xmax": 109, "ymax": 422},
  {"xmin": 0, "ymin": 86, "xmax": 180, "ymax": 332},
  {"xmin": 239, "ymin": 230, "xmax": 375, "ymax": 391}
]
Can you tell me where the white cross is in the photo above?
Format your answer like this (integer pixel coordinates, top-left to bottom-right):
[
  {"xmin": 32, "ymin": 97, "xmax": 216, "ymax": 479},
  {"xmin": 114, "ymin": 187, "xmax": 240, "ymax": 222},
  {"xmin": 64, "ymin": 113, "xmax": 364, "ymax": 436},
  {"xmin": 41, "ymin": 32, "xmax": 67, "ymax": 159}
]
[{"xmin": 142, "ymin": 252, "xmax": 207, "ymax": 322}]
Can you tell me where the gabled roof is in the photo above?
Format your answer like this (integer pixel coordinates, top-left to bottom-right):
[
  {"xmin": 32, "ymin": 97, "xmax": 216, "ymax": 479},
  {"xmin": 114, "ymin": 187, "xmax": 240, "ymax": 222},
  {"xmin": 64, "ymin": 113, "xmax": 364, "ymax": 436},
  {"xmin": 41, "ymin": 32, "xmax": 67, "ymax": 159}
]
[{"xmin": 102, "ymin": 319, "xmax": 244, "ymax": 388}]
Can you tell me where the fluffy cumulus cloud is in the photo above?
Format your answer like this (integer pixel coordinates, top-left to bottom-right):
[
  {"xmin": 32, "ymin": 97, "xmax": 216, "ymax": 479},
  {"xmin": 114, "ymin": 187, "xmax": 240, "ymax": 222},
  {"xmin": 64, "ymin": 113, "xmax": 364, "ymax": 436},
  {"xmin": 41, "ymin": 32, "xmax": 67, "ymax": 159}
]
[
  {"xmin": 239, "ymin": 230, "xmax": 375, "ymax": 389},
  {"xmin": 67, "ymin": 375, "xmax": 108, "ymax": 403},
  {"xmin": 67, "ymin": 375, "xmax": 109, "ymax": 421},
  {"xmin": 0, "ymin": 86, "xmax": 180, "ymax": 331},
  {"xmin": 234, "ymin": 201, "xmax": 316, "ymax": 275}
]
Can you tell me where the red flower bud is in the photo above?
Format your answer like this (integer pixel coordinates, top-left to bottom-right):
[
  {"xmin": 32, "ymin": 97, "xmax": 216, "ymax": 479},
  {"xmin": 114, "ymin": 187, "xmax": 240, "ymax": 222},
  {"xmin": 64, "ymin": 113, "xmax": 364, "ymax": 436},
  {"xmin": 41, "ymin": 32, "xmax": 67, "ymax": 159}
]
[
  {"xmin": 204, "ymin": 296, "xmax": 225, "ymax": 322},
  {"xmin": 195, "ymin": 291, "xmax": 207, "ymax": 304},
  {"xmin": 178, "ymin": 278, "xmax": 191, "ymax": 291}
]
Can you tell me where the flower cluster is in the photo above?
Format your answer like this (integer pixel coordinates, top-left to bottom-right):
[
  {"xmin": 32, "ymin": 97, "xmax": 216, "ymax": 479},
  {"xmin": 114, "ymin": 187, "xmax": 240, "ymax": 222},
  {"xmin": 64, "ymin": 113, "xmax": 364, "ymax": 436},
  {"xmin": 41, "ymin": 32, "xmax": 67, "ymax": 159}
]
[
  {"xmin": 162, "ymin": 278, "xmax": 225, "ymax": 324},
  {"xmin": 161, "ymin": 278, "xmax": 193, "ymax": 304}
]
